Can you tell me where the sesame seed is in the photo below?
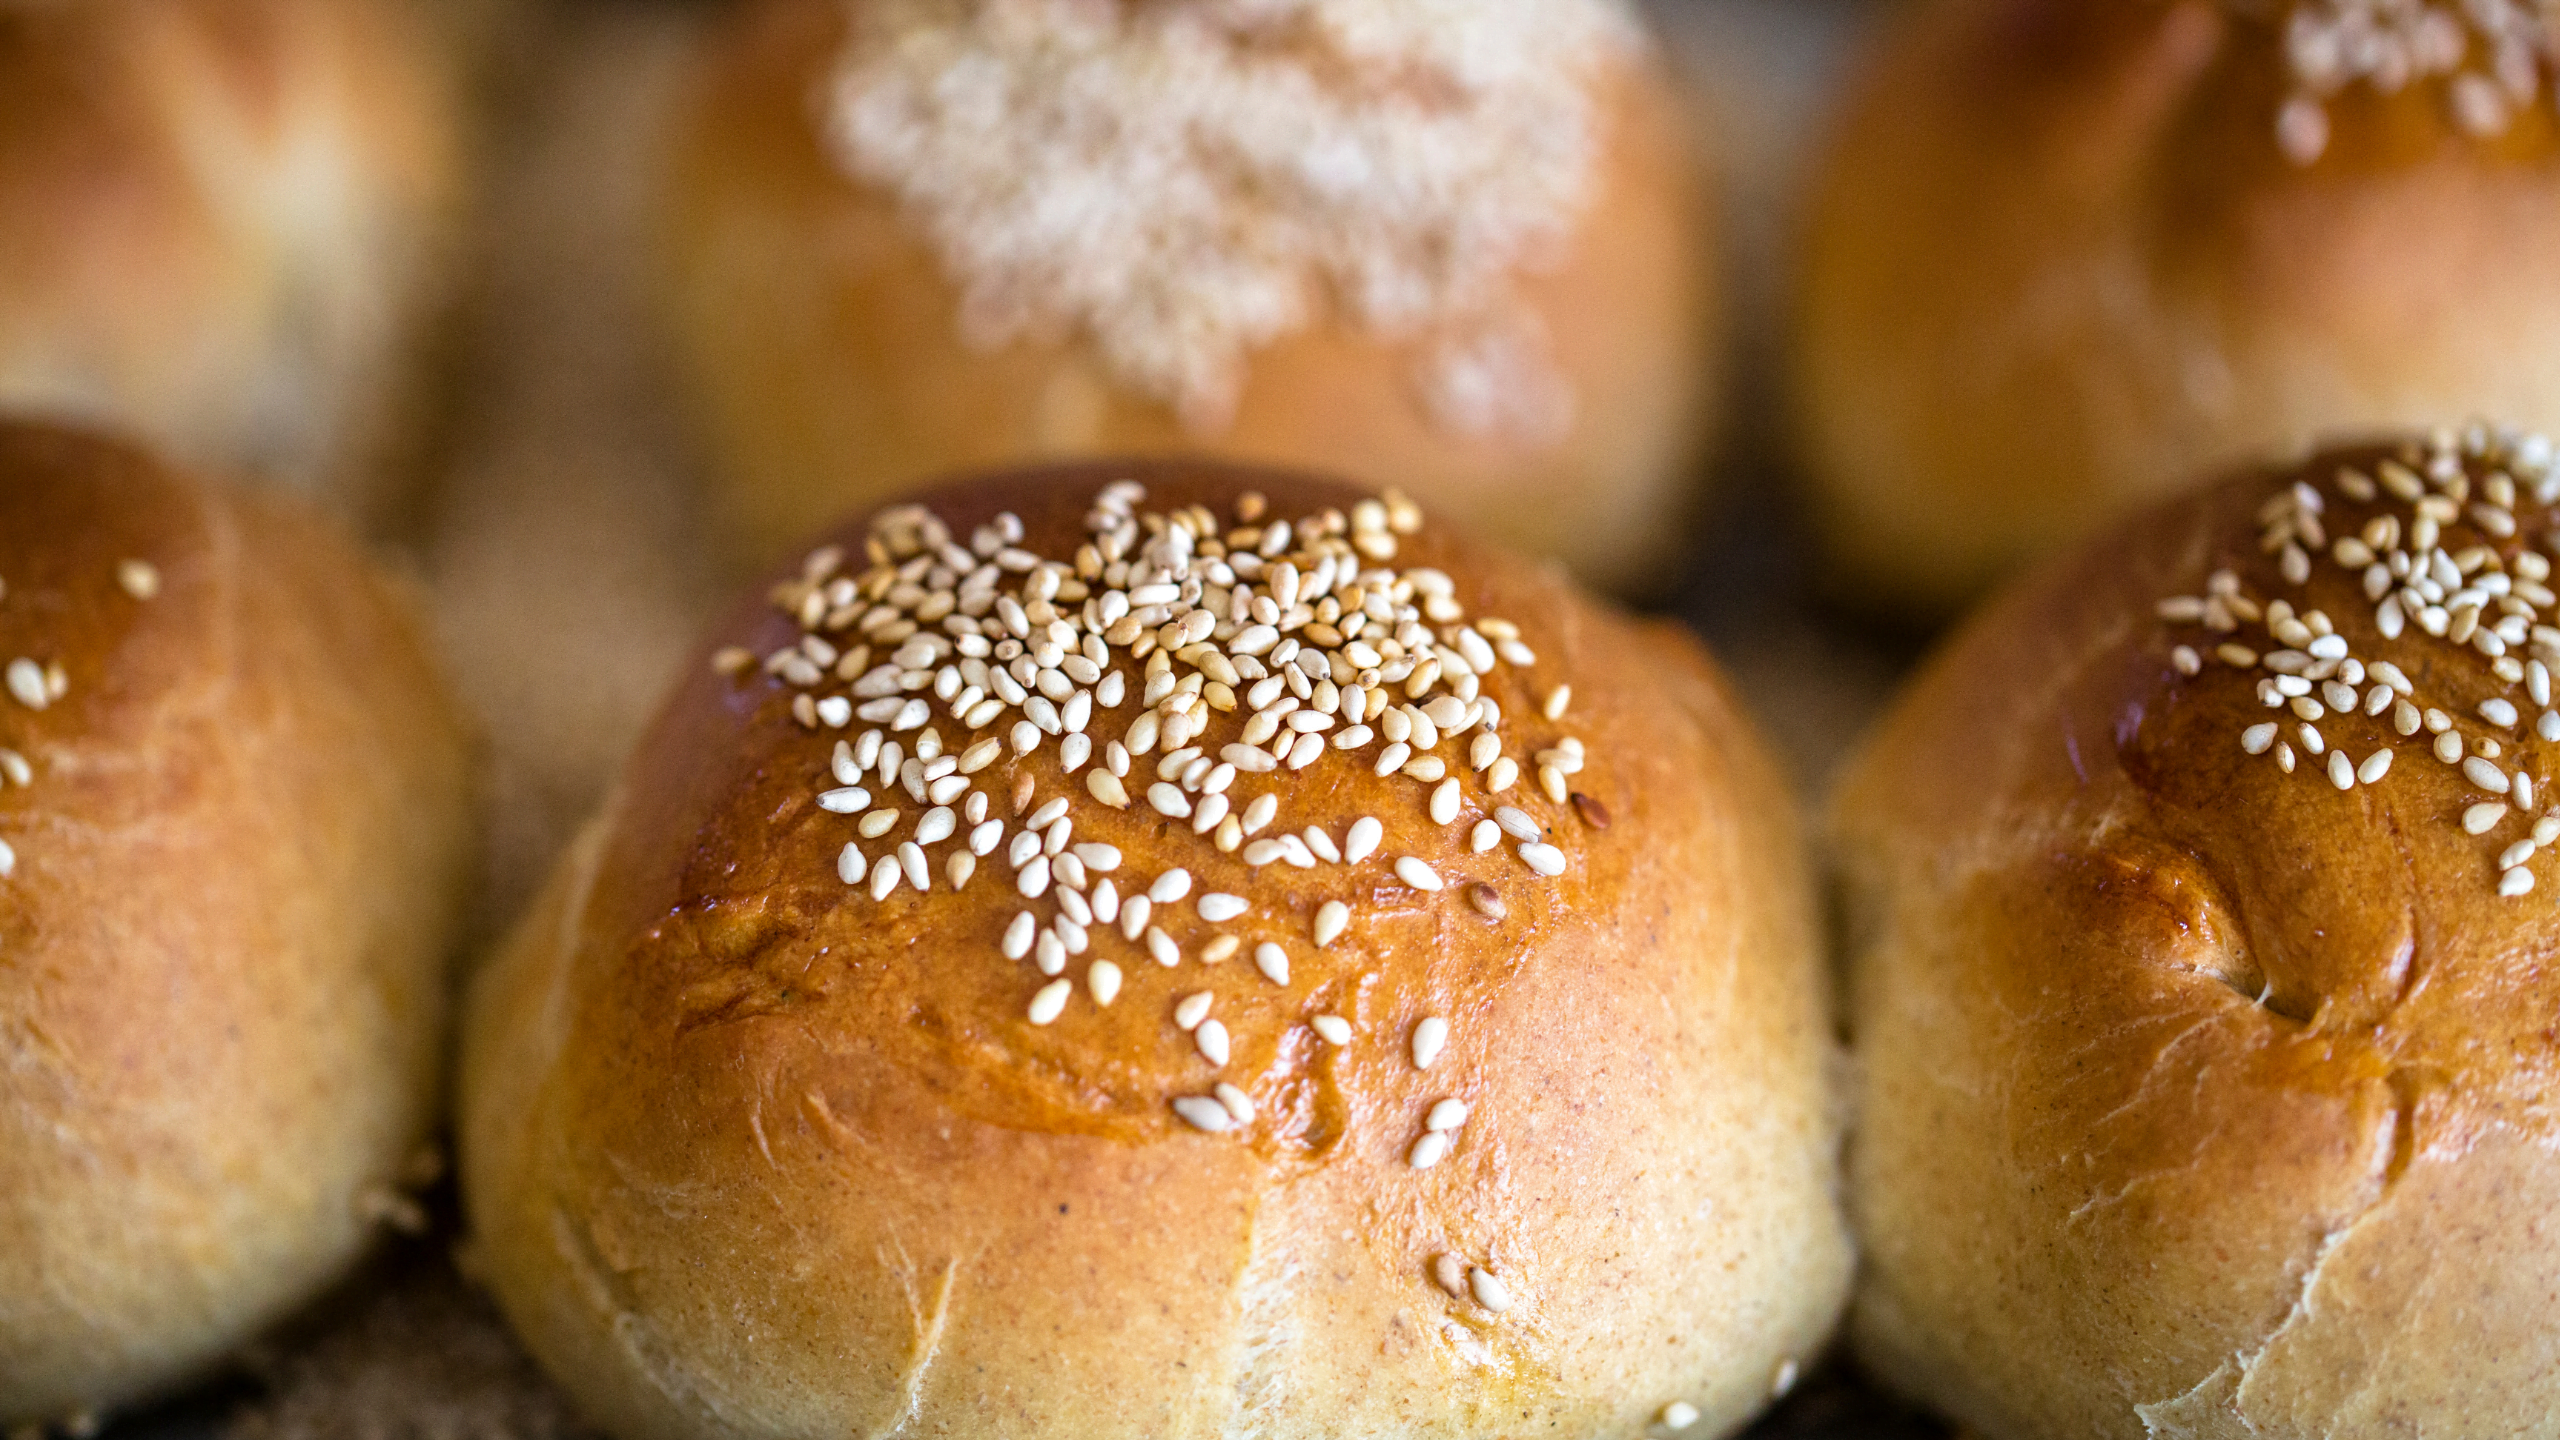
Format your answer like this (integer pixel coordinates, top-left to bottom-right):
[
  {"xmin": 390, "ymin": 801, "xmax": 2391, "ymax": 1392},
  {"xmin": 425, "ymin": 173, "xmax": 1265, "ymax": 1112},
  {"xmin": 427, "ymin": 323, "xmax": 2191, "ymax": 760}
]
[
  {"xmin": 1467, "ymin": 1267, "xmax": 1512, "ymax": 1314},
  {"xmin": 1147, "ymin": 927, "xmax": 1180, "ymax": 967},
  {"xmin": 1255, "ymin": 943, "xmax": 1290, "ymax": 985},
  {"xmin": 1494, "ymin": 806, "xmax": 1540, "ymax": 841},
  {"xmin": 0, "ymin": 837, "xmax": 14, "ymax": 877},
  {"xmin": 2503, "ymin": 838, "xmax": 2539, "ymax": 870},
  {"xmin": 1089, "ymin": 960, "xmax": 1123, "ymax": 1006},
  {"xmin": 1313, "ymin": 900, "xmax": 1348, "ymax": 947},
  {"xmin": 117, "ymin": 560, "xmax": 159, "ymax": 600},
  {"xmin": 1213, "ymin": 1083, "xmax": 1256, "ymax": 1124},
  {"xmin": 1345, "ymin": 816, "xmax": 1382, "ymax": 864},
  {"xmin": 2327, "ymin": 752, "xmax": 2355, "ymax": 790},
  {"xmin": 1432, "ymin": 1253, "xmax": 1469, "ymax": 1298},
  {"xmin": 1430, "ymin": 778, "xmax": 1461, "ymax": 825},
  {"xmin": 1175, "ymin": 991, "xmax": 1214, "ymax": 1030},
  {"xmin": 1201, "ymin": 935, "xmax": 1241, "ymax": 963},
  {"xmin": 1028, "ymin": 979, "xmax": 1072, "ymax": 1025},
  {"xmin": 1470, "ymin": 820, "xmax": 1499, "ymax": 852},
  {"xmin": 1003, "ymin": 911, "xmax": 1036, "ymax": 959},
  {"xmin": 1394, "ymin": 857, "xmax": 1443, "ymax": 891},
  {"xmin": 1412, "ymin": 1016, "xmax": 1448, "ymax": 1070},
  {"xmin": 1196, "ymin": 1019, "xmax": 1231, "ymax": 1066},
  {"xmin": 2483, "ymin": 698, "xmax": 2520, "ymax": 728},
  {"xmin": 1542, "ymin": 685, "xmax": 1571, "ymax": 720},
  {"xmin": 1173, "ymin": 1097, "xmax": 1232, "ymax": 1133},
  {"xmin": 1517, "ymin": 842, "xmax": 1566, "ymax": 876},
  {"xmin": 837, "ymin": 843, "xmax": 866, "ymax": 885},
  {"xmin": 1408, "ymin": 1132, "xmax": 1452, "ymax": 1169},
  {"xmin": 7, "ymin": 660, "xmax": 48, "ymax": 710},
  {"xmin": 1151, "ymin": 869, "xmax": 1193, "ymax": 903},
  {"xmin": 2437, "ymin": 732, "xmax": 2466, "ymax": 764},
  {"xmin": 1466, "ymin": 882, "xmax": 1506, "ymax": 919},
  {"xmin": 0, "ymin": 750, "xmax": 28, "ymax": 786},
  {"xmin": 1426, "ymin": 1099, "xmax": 1469, "ymax": 1131},
  {"xmin": 2466, "ymin": 756, "xmax": 2512, "ymax": 793},
  {"xmin": 2242, "ymin": 723, "xmax": 2277, "ymax": 755},
  {"xmin": 1199, "ymin": 892, "xmax": 1248, "ymax": 922},
  {"xmin": 1662, "ymin": 1402, "xmax": 1701, "ymax": 1431},
  {"xmin": 2503, "ymin": 866, "xmax": 2536, "ymax": 897},
  {"xmin": 948, "ymin": 851, "xmax": 976, "ymax": 889},
  {"xmin": 1311, "ymin": 1014, "xmax": 1351, "ymax": 1045},
  {"xmin": 2358, "ymin": 749, "xmax": 2393, "ymax": 784}
]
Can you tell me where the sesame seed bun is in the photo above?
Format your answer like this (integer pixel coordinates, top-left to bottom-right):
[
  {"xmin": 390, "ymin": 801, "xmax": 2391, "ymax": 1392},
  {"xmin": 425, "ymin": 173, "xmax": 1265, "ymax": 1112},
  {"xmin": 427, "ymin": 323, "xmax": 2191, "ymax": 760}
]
[
  {"xmin": 655, "ymin": 0, "xmax": 1716, "ymax": 593},
  {"xmin": 0, "ymin": 424, "xmax": 475, "ymax": 1426},
  {"xmin": 458, "ymin": 458, "xmax": 1847, "ymax": 1439},
  {"xmin": 0, "ymin": 0, "xmax": 472, "ymax": 518},
  {"xmin": 1793, "ymin": 0, "xmax": 2560, "ymax": 614},
  {"xmin": 1834, "ymin": 426, "xmax": 2560, "ymax": 1436}
]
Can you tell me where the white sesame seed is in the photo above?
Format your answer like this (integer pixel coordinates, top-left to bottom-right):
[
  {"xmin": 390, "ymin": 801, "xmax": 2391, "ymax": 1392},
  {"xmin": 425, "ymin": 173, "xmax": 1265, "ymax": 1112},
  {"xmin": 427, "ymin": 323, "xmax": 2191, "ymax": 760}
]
[
  {"xmin": 1017, "ymin": 854, "xmax": 1052, "ymax": 897},
  {"xmin": 1412, "ymin": 1016, "xmax": 1448, "ymax": 1070},
  {"xmin": 1311, "ymin": 1014, "xmax": 1351, "ymax": 1045},
  {"xmin": 0, "ymin": 837, "xmax": 16, "ymax": 876},
  {"xmin": 1147, "ymin": 927, "xmax": 1180, "ymax": 967},
  {"xmin": 1089, "ymin": 961, "xmax": 1123, "ymax": 1006},
  {"xmin": 1662, "ymin": 1402, "xmax": 1701, "ymax": 1431},
  {"xmin": 2466, "ymin": 756, "xmax": 2512, "ymax": 793},
  {"xmin": 947, "ymin": 851, "xmax": 976, "ymax": 889},
  {"xmin": 2503, "ymin": 866, "xmax": 2537, "ymax": 897},
  {"xmin": 1518, "ymin": 842, "xmax": 1567, "ymax": 876},
  {"xmin": 2327, "ymin": 752, "xmax": 2354, "ymax": 791},
  {"xmin": 1408, "ymin": 1132, "xmax": 1452, "ymax": 1170},
  {"xmin": 899, "ymin": 842, "xmax": 931, "ymax": 891},
  {"xmin": 1467, "ymin": 1267, "xmax": 1512, "ymax": 1314},
  {"xmin": 1213, "ymin": 1083, "xmax": 1256, "ymax": 1124},
  {"xmin": 1430, "ymin": 778, "xmax": 1461, "ymax": 826},
  {"xmin": 2437, "ymin": 732, "xmax": 2466, "ymax": 764},
  {"xmin": 1087, "ymin": 769, "xmax": 1131, "ymax": 807},
  {"xmin": 1175, "ymin": 991, "xmax": 1214, "ymax": 1030},
  {"xmin": 1034, "ymin": 930, "xmax": 1067, "ymax": 975},
  {"xmin": 2241, "ymin": 723, "xmax": 2277, "ymax": 755},
  {"xmin": 2503, "ymin": 838, "xmax": 2539, "ymax": 870},
  {"xmin": 1542, "ymin": 685, "xmax": 1571, "ymax": 720},
  {"xmin": 1344, "ymin": 816, "xmax": 1382, "ymax": 864},
  {"xmin": 2482, "ymin": 698, "xmax": 2521, "ymax": 728},
  {"xmin": 1313, "ymin": 901, "xmax": 1348, "ymax": 947},
  {"xmin": 2358, "ymin": 749, "xmax": 2393, "ymax": 784},
  {"xmin": 117, "ymin": 559, "xmax": 160, "ymax": 600},
  {"xmin": 1199, "ymin": 892, "xmax": 1248, "ymax": 923},
  {"xmin": 2522, "ymin": 774, "xmax": 2538, "ymax": 810},
  {"xmin": 869, "ymin": 855, "xmax": 901, "ymax": 901},
  {"xmin": 837, "ymin": 843, "xmax": 865, "ymax": 885},
  {"xmin": 1425, "ymin": 1099, "xmax": 1469, "ymax": 1131},
  {"xmin": 8, "ymin": 660, "xmax": 49, "ymax": 710},
  {"xmin": 1173, "ymin": 1096, "xmax": 1232, "ymax": 1133},
  {"xmin": 0, "ymin": 750, "xmax": 26, "ymax": 787},
  {"xmin": 2468, "ymin": 802, "xmax": 2514, "ymax": 835},
  {"xmin": 1028, "ymin": 979, "xmax": 1071, "ymax": 1025},
  {"xmin": 1394, "ymin": 857, "xmax": 1443, "ymax": 891},
  {"xmin": 1003, "ymin": 911, "xmax": 1037, "ymax": 959},
  {"xmin": 1196, "ymin": 1019, "xmax": 1231, "ymax": 1066},
  {"xmin": 1254, "ymin": 943, "xmax": 1290, "ymax": 985},
  {"xmin": 1151, "ymin": 869, "xmax": 1193, "ymax": 903}
]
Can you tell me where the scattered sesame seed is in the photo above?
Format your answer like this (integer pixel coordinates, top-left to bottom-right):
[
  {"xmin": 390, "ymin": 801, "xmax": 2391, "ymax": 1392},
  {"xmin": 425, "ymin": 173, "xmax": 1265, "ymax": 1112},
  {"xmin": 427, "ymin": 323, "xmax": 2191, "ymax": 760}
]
[
  {"xmin": 1408, "ymin": 1132, "xmax": 1452, "ymax": 1169},
  {"xmin": 1431, "ymin": 1253, "xmax": 1469, "ymax": 1298},
  {"xmin": 1344, "ymin": 816, "xmax": 1382, "ymax": 864},
  {"xmin": 0, "ymin": 837, "xmax": 14, "ymax": 877},
  {"xmin": 1313, "ymin": 900, "xmax": 1348, "ymax": 947},
  {"xmin": 1310, "ymin": 1014, "xmax": 1351, "ymax": 1045},
  {"xmin": 2466, "ymin": 756, "xmax": 2512, "ymax": 793},
  {"xmin": 1028, "ymin": 978, "xmax": 1072, "ymax": 1025},
  {"xmin": 1173, "ymin": 1096, "xmax": 1233, "ymax": 1133},
  {"xmin": 1195, "ymin": 1019, "xmax": 1231, "ymax": 1066},
  {"xmin": 1214, "ymin": 1083, "xmax": 1255, "ymax": 1124},
  {"xmin": 1151, "ymin": 869, "xmax": 1193, "ymax": 903},
  {"xmin": 1394, "ymin": 856, "xmax": 1443, "ymax": 891},
  {"xmin": 117, "ymin": 560, "xmax": 159, "ymax": 600},
  {"xmin": 2504, "ymin": 866, "xmax": 2536, "ymax": 897},
  {"xmin": 1426, "ymin": 1098, "xmax": 1469, "ymax": 1131},
  {"xmin": 6, "ymin": 660, "xmax": 48, "ymax": 711},
  {"xmin": 1467, "ymin": 1267, "xmax": 1512, "ymax": 1314},
  {"xmin": 1201, "ymin": 934, "xmax": 1241, "ymax": 963},
  {"xmin": 1199, "ymin": 892, "xmax": 1249, "ymax": 923},
  {"xmin": 1661, "ymin": 1401, "xmax": 1701, "ymax": 1431},
  {"xmin": 1412, "ymin": 1016, "xmax": 1448, "ymax": 1070}
]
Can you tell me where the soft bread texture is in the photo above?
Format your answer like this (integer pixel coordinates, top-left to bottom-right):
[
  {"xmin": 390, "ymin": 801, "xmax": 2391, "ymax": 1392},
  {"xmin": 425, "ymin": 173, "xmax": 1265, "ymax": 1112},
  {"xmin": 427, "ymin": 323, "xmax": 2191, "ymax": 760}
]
[
  {"xmin": 657, "ymin": 0, "xmax": 1715, "ymax": 592},
  {"xmin": 460, "ymin": 460, "xmax": 1847, "ymax": 1439},
  {"xmin": 0, "ymin": 0, "xmax": 470, "ymax": 516},
  {"xmin": 1833, "ymin": 435, "xmax": 2560, "ymax": 1436},
  {"xmin": 1794, "ymin": 0, "xmax": 2560, "ymax": 614},
  {"xmin": 0, "ymin": 426, "xmax": 475, "ymax": 1424}
]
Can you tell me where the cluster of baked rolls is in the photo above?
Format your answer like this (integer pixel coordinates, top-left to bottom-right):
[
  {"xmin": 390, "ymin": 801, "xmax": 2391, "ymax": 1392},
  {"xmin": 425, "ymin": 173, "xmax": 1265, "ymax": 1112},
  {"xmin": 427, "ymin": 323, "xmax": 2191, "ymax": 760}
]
[{"xmin": 9, "ymin": 0, "xmax": 2560, "ymax": 1436}]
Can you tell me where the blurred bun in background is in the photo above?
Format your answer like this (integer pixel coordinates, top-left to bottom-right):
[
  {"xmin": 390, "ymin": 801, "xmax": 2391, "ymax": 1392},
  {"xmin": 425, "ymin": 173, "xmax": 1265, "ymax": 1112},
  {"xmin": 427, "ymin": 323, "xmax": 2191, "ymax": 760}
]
[
  {"xmin": 0, "ymin": 425, "xmax": 475, "ymax": 1429},
  {"xmin": 658, "ymin": 0, "xmax": 1717, "ymax": 592},
  {"xmin": 1795, "ymin": 0, "xmax": 2560, "ymax": 614},
  {"xmin": 0, "ymin": 0, "xmax": 476, "ymax": 520}
]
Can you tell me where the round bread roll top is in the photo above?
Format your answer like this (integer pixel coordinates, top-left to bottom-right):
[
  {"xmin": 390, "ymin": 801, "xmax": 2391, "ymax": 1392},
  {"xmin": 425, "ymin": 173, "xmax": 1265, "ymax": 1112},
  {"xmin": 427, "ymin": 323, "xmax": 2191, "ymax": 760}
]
[
  {"xmin": 1834, "ymin": 426, "xmax": 2560, "ymax": 1437},
  {"xmin": 0, "ymin": 425, "xmax": 474, "ymax": 1425},
  {"xmin": 659, "ymin": 0, "xmax": 1713, "ymax": 590},
  {"xmin": 1794, "ymin": 0, "xmax": 2560, "ymax": 614},
  {"xmin": 0, "ymin": 0, "xmax": 468, "ymax": 514},
  {"xmin": 462, "ymin": 460, "xmax": 1847, "ymax": 1439}
]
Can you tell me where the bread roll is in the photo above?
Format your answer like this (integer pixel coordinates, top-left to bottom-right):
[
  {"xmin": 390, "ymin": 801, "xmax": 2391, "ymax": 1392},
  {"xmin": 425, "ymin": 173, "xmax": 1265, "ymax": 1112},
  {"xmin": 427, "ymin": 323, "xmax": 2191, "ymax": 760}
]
[
  {"xmin": 0, "ymin": 0, "xmax": 470, "ymax": 518},
  {"xmin": 0, "ymin": 425, "xmax": 475, "ymax": 1426},
  {"xmin": 1834, "ymin": 425, "xmax": 2560, "ymax": 1436},
  {"xmin": 1795, "ymin": 0, "xmax": 2560, "ymax": 613},
  {"xmin": 658, "ymin": 0, "xmax": 1715, "ymax": 591},
  {"xmin": 460, "ymin": 460, "xmax": 1845, "ymax": 1439}
]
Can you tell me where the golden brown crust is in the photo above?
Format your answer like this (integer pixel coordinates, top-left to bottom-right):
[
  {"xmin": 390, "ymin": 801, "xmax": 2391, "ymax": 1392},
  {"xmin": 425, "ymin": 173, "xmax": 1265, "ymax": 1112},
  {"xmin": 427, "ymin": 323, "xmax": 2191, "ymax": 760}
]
[
  {"xmin": 462, "ymin": 458, "xmax": 1847, "ymax": 1440},
  {"xmin": 1794, "ymin": 0, "xmax": 2560, "ymax": 614},
  {"xmin": 1834, "ymin": 432, "xmax": 2560, "ymax": 1437},
  {"xmin": 656, "ymin": 0, "xmax": 1714, "ymax": 591},
  {"xmin": 0, "ymin": 0, "xmax": 469, "ymax": 515},
  {"xmin": 0, "ymin": 424, "xmax": 476, "ymax": 1424}
]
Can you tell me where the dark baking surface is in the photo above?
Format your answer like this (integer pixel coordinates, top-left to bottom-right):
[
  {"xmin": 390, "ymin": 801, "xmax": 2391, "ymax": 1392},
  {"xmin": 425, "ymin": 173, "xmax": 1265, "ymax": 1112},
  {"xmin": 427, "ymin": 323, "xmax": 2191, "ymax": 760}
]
[{"xmin": 82, "ymin": 0, "xmax": 1953, "ymax": 1434}]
